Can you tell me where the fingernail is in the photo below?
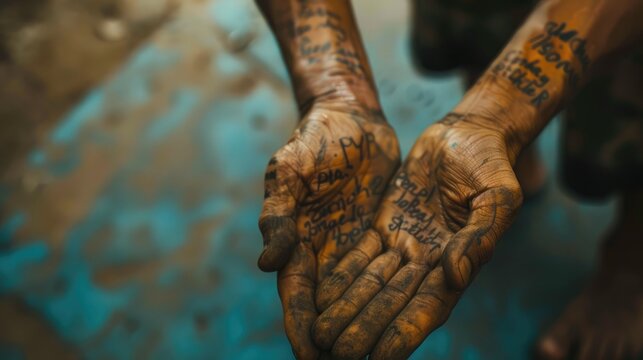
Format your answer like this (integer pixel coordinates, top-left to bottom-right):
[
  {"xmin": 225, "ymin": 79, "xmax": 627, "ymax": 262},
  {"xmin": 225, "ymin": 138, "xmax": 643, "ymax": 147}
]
[
  {"xmin": 257, "ymin": 246, "xmax": 287, "ymax": 272},
  {"xmin": 257, "ymin": 247, "xmax": 270, "ymax": 269}
]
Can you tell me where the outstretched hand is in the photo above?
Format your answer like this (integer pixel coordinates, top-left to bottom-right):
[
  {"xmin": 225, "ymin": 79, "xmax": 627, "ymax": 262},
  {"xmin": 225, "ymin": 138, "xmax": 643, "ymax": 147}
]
[
  {"xmin": 258, "ymin": 102, "xmax": 399, "ymax": 359},
  {"xmin": 312, "ymin": 113, "xmax": 524, "ymax": 360}
]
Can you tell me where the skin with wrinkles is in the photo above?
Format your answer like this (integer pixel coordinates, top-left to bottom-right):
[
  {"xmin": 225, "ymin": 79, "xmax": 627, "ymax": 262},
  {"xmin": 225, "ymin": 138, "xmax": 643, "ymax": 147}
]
[
  {"xmin": 255, "ymin": 1, "xmax": 400, "ymax": 358},
  {"xmin": 261, "ymin": 104, "xmax": 399, "ymax": 359},
  {"xmin": 309, "ymin": 0, "xmax": 643, "ymax": 358},
  {"xmin": 257, "ymin": 0, "xmax": 643, "ymax": 358},
  {"xmin": 312, "ymin": 112, "xmax": 523, "ymax": 360}
]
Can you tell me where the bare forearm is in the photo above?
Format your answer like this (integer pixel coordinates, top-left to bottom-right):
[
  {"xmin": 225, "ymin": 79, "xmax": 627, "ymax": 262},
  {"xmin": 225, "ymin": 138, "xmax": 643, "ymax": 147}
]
[
  {"xmin": 256, "ymin": 0, "xmax": 379, "ymax": 112},
  {"xmin": 453, "ymin": 0, "xmax": 643, "ymax": 160}
]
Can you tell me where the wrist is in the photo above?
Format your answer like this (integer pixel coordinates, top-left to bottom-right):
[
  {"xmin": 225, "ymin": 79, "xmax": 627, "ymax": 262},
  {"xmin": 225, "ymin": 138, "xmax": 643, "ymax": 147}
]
[
  {"xmin": 450, "ymin": 74, "xmax": 554, "ymax": 162},
  {"xmin": 293, "ymin": 71, "xmax": 381, "ymax": 115}
]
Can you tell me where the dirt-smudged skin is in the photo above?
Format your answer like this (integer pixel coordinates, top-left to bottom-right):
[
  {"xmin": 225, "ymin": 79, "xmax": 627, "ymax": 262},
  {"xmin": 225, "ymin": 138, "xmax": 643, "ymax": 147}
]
[
  {"xmin": 309, "ymin": 0, "xmax": 643, "ymax": 359},
  {"xmin": 255, "ymin": 0, "xmax": 400, "ymax": 359},
  {"xmin": 312, "ymin": 111, "xmax": 524, "ymax": 360}
]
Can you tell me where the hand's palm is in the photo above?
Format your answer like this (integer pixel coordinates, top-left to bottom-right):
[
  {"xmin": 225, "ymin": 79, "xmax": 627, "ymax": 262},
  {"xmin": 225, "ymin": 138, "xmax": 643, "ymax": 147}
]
[
  {"xmin": 381, "ymin": 121, "xmax": 520, "ymax": 269},
  {"xmin": 313, "ymin": 115, "xmax": 523, "ymax": 360},
  {"xmin": 260, "ymin": 105, "xmax": 399, "ymax": 277},
  {"xmin": 258, "ymin": 104, "xmax": 399, "ymax": 359}
]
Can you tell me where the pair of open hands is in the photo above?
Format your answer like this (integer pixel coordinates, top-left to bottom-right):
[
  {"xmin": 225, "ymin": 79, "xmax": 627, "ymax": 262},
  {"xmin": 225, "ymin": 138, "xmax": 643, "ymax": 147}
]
[{"xmin": 258, "ymin": 101, "xmax": 523, "ymax": 360}]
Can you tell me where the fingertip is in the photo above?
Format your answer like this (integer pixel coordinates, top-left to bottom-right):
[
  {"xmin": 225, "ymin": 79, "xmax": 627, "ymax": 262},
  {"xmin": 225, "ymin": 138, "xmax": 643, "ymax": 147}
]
[
  {"xmin": 257, "ymin": 215, "xmax": 298, "ymax": 272},
  {"xmin": 257, "ymin": 246, "xmax": 290, "ymax": 272},
  {"xmin": 315, "ymin": 289, "xmax": 332, "ymax": 312},
  {"xmin": 257, "ymin": 258, "xmax": 278, "ymax": 272},
  {"xmin": 316, "ymin": 256, "xmax": 338, "ymax": 284}
]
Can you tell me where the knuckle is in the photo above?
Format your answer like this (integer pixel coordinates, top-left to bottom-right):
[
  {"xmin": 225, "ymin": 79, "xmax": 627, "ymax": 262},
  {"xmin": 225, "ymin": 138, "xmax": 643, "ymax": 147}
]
[
  {"xmin": 350, "ymin": 246, "xmax": 371, "ymax": 264},
  {"xmin": 394, "ymin": 317, "xmax": 424, "ymax": 338},
  {"xmin": 414, "ymin": 292, "xmax": 450, "ymax": 322},
  {"xmin": 361, "ymin": 271, "xmax": 387, "ymax": 287},
  {"xmin": 325, "ymin": 270, "xmax": 349, "ymax": 289},
  {"xmin": 383, "ymin": 283, "xmax": 410, "ymax": 303},
  {"xmin": 414, "ymin": 291, "xmax": 444, "ymax": 310},
  {"xmin": 499, "ymin": 182, "xmax": 524, "ymax": 209},
  {"xmin": 339, "ymin": 294, "xmax": 361, "ymax": 311}
]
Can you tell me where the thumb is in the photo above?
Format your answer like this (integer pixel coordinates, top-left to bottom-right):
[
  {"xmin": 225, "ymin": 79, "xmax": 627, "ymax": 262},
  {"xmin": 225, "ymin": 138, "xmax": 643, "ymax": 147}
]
[
  {"xmin": 257, "ymin": 154, "xmax": 305, "ymax": 272},
  {"xmin": 442, "ymin": 185, "xmax": 523, "ymax": 290}
]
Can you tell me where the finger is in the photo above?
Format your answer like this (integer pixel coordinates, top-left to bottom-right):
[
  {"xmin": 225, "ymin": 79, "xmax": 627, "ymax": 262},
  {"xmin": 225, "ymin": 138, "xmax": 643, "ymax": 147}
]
[
  {"xmin": 316, "ymin": 230, "xmax": 383, "ymax": 310},
  {"xmin": 312, "ymin": 250, "xmax": 401, "ymax": 350},
  {"xmin": 278, "ymin": 242, "xmax": 319, "ymax": 360},
  {"xmin": 316, "ymin": 250, "xmax": 339, "ymax": 287},
  {"xmin": 442, "ymin": 185, "xmax": 522, "ymax": 289},
  {"xmin": 331, "ymin": 262, "xmax": 429, "ymax": 360},
  {"xmin": 258, "ymin": 154, "xmax": 305, "ymax": 272},
  {"xmin": 370, "ymin": 267, "xmax": 460, "ymax": 360},
  {"xmin": 315, "ymin": 219, "xmax": 375, "ymax": 283},
  {"xmin": 315, "ymin": 173, "xmax": 385, "ymax": 282}
]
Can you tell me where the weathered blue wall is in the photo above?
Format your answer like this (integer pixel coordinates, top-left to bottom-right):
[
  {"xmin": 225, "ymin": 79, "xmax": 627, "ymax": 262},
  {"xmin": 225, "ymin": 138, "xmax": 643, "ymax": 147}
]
[{"xmin": 0, "ymin": 0, "xmax": 616, "ymax": 359}]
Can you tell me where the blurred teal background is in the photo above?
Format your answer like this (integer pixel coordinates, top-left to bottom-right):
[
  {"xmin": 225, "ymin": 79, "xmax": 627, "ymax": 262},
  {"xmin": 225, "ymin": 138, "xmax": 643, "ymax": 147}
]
[{"xmin": 0, "ymin": 0, "xmax": 616, "ymax": 359}]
